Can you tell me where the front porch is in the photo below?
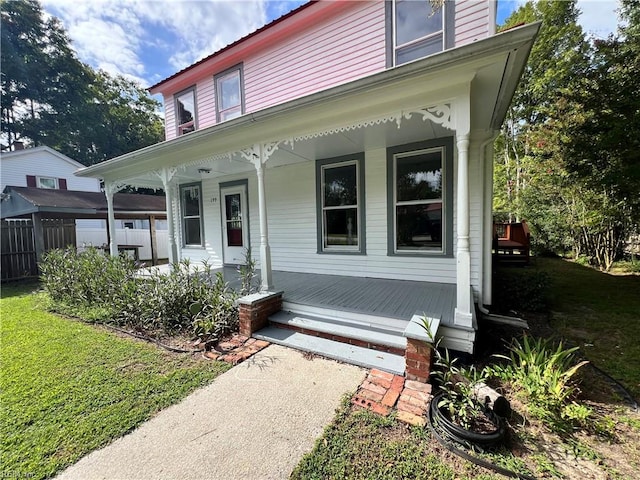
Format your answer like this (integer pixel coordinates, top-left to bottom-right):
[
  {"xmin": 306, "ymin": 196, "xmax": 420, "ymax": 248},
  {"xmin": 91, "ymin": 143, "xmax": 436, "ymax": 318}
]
[{"xmin": 222, "ymin": 267, "xmax": 472, "ymax": 375}]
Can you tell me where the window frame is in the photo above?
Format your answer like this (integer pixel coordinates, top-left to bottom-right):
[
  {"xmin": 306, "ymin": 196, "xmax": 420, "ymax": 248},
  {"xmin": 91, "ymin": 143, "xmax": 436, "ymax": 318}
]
[
  {"xmin": 214, "ymin": 63, "xmax": 245, "ymax": 123},
  {"xmin": 315, "ymin": 153, "xmax": 366, "ymax": 255},
  {"xmin": 388, "ymin": 0, "xmax": 454, "ymax": 66},
  {"xmin": 179, "ymin": 182, "xmax": 204, "ymax": 248},
  {"xmin": 37, "ymin": 176, "xmax": 58, "ymax": 189},
  {"xmin": 174, "ymin": 86, "xmax": 198, "ymax": 136},
  {"xmin": 386, "ymin": 138, "xmax": 454, "ymax": 257}
]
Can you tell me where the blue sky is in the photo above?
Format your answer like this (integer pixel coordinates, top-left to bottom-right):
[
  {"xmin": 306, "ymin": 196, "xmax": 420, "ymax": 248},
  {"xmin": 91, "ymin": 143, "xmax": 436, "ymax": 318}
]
[{"xmin": 41, "ymin": 0, "xmax": 619, "ymax": 89}]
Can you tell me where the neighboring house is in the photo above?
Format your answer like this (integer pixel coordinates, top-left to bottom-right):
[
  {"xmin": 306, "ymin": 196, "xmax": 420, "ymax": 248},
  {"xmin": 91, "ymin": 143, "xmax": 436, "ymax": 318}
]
[
  {"xmin": 1, "ymin": 145, "xmax": 103, "ymax": 229},
  {"xmin": 1, "ymin": 147, "xmax": 169, "ymax": 279},
  {"xmin": 76, "ymin": 1, "xmax": 539, "ymax": 363}
]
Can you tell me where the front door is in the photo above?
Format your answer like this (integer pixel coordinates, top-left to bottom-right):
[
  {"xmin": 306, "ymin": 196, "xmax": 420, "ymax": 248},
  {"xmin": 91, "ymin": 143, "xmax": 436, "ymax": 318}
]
[{"xmin": 221, "ymin": 184, "xmax": 248, "ymax": 265}]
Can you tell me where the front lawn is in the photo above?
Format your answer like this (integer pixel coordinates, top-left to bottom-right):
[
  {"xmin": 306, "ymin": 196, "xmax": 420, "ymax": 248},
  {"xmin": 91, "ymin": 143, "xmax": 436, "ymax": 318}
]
[{"xmin": 0, "ymin": 282, "xmax": 231, "ymax": 480}]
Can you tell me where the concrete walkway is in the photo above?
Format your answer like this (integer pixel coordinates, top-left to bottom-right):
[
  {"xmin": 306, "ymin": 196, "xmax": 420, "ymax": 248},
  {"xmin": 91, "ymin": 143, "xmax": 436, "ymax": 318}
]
[{"xmin": 57, "ymin": 344, "xmax": 365, "ymax": 480}]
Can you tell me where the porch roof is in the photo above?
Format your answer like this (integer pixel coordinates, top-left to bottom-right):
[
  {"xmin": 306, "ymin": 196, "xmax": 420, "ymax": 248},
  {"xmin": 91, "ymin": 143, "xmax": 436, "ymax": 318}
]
[{"xmin": 76, "ymin": 22, "xmax": 540, "ymax": 187}]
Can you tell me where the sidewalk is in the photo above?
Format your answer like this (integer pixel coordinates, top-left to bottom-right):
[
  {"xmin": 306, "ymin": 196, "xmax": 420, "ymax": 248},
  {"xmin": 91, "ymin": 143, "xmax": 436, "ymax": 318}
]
[{"xmin": 56, "ymin": 344, "xmax": 365, "ymax": 480}]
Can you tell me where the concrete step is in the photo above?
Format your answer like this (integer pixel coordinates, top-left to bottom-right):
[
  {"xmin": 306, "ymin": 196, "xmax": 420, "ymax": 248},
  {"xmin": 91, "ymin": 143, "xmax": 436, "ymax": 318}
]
[
  {"xmin": 253, "ymin": 326, "xmax": 405, "ymax": 375},
  {"xmin": 269, "ymin": 310, "xmax": 406, "ymax": 351}
]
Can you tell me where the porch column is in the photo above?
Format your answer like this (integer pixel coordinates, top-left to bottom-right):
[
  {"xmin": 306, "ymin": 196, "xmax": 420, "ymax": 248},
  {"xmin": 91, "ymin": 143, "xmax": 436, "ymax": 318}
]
[
  {"xmin": 482, "ymin": 139, "xmax": 495, "ymax": 306},
  {"xmin": 159, "ymin": 168, "xmax": 179, "ymax": 264},
  {"xmin": 455, "ymin": 133, "xmax": 473, "ymax": 328},
  {"xmin": 255, "ymin": 144, "xmax": 274, "ymax": 291},
  {"xmin": 104, "ymin": 182, "xmax": 118, "ymax": 257}
]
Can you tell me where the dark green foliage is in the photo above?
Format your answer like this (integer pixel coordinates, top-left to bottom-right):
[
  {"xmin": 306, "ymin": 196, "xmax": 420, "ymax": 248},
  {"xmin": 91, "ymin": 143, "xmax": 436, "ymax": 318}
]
[
  {"xmin": 40, "ymin": 248, "xmax": 238, "ymax": 339},
  {"xmin": 494, "ymin": 0, "xmax": 640, "ymax": 269},
  {"xmin": 492, "ymin": 267, "xmax": 550, "ymax": 313}
]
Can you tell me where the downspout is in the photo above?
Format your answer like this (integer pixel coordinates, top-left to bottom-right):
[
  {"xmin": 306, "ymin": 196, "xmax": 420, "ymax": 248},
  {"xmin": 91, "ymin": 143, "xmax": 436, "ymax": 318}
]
[{"xmin": 476, "ymin": 134, "xmax": 528, "ymax": 329}]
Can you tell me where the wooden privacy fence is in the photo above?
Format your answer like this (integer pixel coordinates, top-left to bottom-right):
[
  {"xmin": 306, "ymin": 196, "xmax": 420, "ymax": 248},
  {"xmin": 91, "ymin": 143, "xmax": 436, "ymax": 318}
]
[{"xmin": 1, "ymin": 218, "xmax": 76, "ymax": 281}]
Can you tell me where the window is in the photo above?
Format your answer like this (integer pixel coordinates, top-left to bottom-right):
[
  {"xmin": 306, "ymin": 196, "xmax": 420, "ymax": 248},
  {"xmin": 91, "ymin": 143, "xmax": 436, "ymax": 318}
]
[
  {"xmin": 393, "ymin": 0, "xmax": 444, "ymax": 65},
  {"xmin": 175, "ymin": 87, "xmax": 197, "ymax": 135},
  {"xmin": 316, "ymin": 154, "xmax": 365, "ymax": 254},
  {"xmin": 215, "ymin": 64, "xmax": 244, "ymax": 122},
  {"xmin": 387, "ymin": 139, "xmax": 453, "ymax": 255},
  {"xmin": 37, "ymin": 176, "xmax": 58, "ymax": 189},
  {"xmin": 180, "ymin": 183, "xmax": 203, "ymax": 246}
]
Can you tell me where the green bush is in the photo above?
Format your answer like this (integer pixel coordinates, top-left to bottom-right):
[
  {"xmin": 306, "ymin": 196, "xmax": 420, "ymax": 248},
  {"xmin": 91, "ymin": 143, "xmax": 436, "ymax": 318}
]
[
  {"xmin": 40, "ymin": 247, "xmax": 138, "ymax": 318},
  {"xmin": 492, "ymin": 267, "xmax": 550, "ymax": 313},
  {"xmin": 40, "ymin": 249, "xmax": 238, "ymax": 340},
  {"xmin": 492, "ymin": 336, "xmax": 590, "ymax": 434}
]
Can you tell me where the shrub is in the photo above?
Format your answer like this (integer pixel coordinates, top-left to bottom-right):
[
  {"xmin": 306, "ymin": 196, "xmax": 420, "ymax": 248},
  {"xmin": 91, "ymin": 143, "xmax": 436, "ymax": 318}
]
[
  {"xmin": 40, "ymin": 247, "xmax": 137, "ymax": 319},
  {"xmin": 492, "ymin": 267, "xmax": 550, "ymax": 313},
  {"xmin": 492, "ymin": 336, "xmax": 590, "ymax": 433},
  {"xmin": 40, "ymin": 249, "xmax": 238, "ymax": 341}
]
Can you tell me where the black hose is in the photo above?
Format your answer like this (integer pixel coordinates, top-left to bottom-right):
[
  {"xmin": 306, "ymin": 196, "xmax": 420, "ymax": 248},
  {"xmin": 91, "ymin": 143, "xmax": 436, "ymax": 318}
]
[{"xmin": 427, "ymin": 399, "xmax": 538, "ymax": 480}]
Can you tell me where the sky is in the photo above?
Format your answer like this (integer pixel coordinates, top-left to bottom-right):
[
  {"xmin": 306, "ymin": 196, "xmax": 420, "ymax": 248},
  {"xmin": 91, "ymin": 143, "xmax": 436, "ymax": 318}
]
[{"xmin": 40, "ymin": 0, "xmax": 622, "ymax": 90}]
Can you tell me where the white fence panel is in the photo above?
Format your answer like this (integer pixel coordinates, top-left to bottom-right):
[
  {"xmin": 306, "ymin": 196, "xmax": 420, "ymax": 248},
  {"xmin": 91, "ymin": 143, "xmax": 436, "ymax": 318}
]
[{"xmin": 76, "ymin": 228, "xmax": 168, "ymax": 260}]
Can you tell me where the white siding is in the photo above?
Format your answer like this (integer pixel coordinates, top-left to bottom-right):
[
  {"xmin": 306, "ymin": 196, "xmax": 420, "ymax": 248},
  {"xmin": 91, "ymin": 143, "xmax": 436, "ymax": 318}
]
[
  {"xmin": 0, "ymin": 147, "xmax": 100, "ymax": 192},
  {"xmin": 181, "ymin": 145, "xmax": 488, "ymax": 286}
]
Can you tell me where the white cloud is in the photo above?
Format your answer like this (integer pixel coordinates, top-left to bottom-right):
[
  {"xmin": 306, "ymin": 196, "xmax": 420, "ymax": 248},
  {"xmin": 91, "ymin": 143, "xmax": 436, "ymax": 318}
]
[
  {"xmin": 577, "ymin": 0, "xmax": 620, "ymax": 38},
  {"xmin": 41, "ymin": 0, "xmax": 269, "ymax": 85}
]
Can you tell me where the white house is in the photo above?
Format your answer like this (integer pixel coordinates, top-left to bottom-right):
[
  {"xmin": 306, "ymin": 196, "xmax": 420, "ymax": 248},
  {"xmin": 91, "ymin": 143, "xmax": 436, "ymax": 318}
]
[{"xmin": 76, "ymin": 1, "xmax": 539, "ymax": 373}]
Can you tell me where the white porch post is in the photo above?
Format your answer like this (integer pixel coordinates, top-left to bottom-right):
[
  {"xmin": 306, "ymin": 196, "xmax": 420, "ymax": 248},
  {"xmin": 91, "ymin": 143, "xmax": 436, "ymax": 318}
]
[
  {"xmin": 455, "ymin": 133, "xmax": 473, "ymax": 327},
  {"xmin": 158, "ymin": 168, "xmax": 179, "ymax": 264},
  {"xmin": 241, "ymin": 142, "xmax": 277, "ymax": 292},
  {"xmin": 104, "ymin": 182, "xmax": 119, "ymax": 257},
  {"xmin": 255, "ymin": 144, "xmax": 274, "ymax": 291}
]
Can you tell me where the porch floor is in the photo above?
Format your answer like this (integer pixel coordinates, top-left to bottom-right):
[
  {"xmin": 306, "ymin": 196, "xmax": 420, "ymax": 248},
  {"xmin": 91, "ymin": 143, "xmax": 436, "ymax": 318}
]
[
  {"xmin": 225, "ymin": 268, "xmax": 457, "ymax": 328},
  {"xmin": 140, "ymin": 264, "xmax": 457, "ymax": 328}
]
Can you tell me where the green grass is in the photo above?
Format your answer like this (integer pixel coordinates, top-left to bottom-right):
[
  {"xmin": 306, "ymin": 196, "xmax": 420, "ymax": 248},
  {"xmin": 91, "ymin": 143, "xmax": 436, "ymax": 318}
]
[
  {"xmin": 538, "ymin": 257, "xmax": 640, "ymax": 400},
  {"xmin": 0, "ymin": 282, "xmax": 231, "ymax": 480},
  {"xmin": 291, "ymin": 398, "xmax": 502, "ymax": 480}
]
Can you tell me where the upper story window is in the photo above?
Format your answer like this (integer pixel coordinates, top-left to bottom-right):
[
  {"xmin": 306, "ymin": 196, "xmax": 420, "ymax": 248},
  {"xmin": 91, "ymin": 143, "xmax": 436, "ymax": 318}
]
[
  {"xmin": 315, "ymin": 153, "xmax": 366, "ymax": 255},
  {"xmin": 394, "ymin": 0, "xmax": 444, "ymax": 65},
  {"xmin": 175, "ymin": 87, "xmax": 197, "ymax": 136},
  {"xmin": 215, "ymin": 64, "xmax": 244, "ymax": 122},
  {"xmin": 37, "ymin": 176, "xmax": 58, "ymax": 189}
]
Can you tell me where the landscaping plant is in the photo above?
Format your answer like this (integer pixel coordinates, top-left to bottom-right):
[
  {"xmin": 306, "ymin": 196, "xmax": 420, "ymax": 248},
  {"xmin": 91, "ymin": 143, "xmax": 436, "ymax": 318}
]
[
  {"xmin": 40, "ymin": 248, "xmax": 238, "ymax": 342},
  {"xmin": 492, "ymin": 335, "xmax": 590, "ymax": 433}
]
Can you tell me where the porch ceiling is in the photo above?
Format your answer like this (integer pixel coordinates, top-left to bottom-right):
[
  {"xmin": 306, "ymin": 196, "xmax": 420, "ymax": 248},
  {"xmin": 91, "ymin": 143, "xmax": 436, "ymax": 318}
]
[{"xmin": 76, "ymin": 22, "xmax": 539, "ymax": 188}]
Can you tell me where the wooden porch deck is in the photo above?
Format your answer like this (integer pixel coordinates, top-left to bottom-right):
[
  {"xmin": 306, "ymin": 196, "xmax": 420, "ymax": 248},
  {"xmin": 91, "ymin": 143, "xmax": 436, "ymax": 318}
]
[{"xmin": 224, "ymin": 268, "xmax": 457, "ymax": 328}]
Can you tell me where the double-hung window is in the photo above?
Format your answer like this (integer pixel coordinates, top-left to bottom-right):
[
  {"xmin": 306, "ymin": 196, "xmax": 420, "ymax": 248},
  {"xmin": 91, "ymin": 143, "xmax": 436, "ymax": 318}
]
[
  {"xmin": 215, "ymin": 64, "xmax": 244, "ymax": 122},
  {"xmin": 180, "ymin": 183, "xmax": 203, "ymax": 247},
  {"xmin": 393, "ymin": 0, "xmax": 445, "ymax": 65},
  {"xmin": 175, "ymin": 87, "xmax": 197, "ymax": 135},
  {"xmin": 388, "ymin": 139, "xmax": 453, "ymax": 255},
  {"xmin": 316, "ymin": 154, "xmax": 365, "ymax": 254}
]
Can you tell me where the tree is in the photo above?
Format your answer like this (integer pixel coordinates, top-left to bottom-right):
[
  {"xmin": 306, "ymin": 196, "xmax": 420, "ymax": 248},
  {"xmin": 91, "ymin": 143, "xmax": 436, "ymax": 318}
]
[
  {"xmin": 1, "ymin": 0, "xmax": 163, "ymax": 165},
  {"xmin": 494, "ymin": 0, "xmax": 589, "ymax": 225},
  {"xmin": 548, "ymin": 0, "xmax": 640, "ymax": 268}
]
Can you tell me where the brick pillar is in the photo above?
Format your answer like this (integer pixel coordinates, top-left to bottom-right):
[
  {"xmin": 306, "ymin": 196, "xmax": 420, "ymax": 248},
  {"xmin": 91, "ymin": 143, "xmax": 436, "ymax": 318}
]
[
  {"xmin": 238, "ymin": 291, "xmax": 283, "ymax": 336},
  {"xmin": 405, "ymin": 338, "xmax": 433, "ymax": 383}
]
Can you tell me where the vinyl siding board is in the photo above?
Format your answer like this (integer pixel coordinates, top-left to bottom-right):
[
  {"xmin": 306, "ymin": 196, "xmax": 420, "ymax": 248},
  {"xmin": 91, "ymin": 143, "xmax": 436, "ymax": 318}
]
[
  {"xmin": 245, "ymin": 1, "xmax": 385, "ymax": 113},
  {"xmin": 454, "ymin": 0, "xmax": 491, "ymax": 46},
  {"xmin": 1, "ymin": 149, "xmax": 101, "ymax": 192}
]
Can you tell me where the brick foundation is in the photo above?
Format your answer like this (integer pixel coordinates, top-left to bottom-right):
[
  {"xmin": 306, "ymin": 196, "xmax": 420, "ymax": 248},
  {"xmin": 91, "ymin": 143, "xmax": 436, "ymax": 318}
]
[
  {"xmin": 405, "ymin": 338, "xmax": 433, "ymax": 383},
  {"xmin": 238, "ymin": 291, "xmax": 283, "ymax": 336}
]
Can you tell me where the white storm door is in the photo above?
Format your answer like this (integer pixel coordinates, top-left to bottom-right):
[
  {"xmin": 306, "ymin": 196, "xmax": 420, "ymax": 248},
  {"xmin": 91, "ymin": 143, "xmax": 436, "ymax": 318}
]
[{"xmin": 221, "ymin": 185, "xmax": 248, "ymax": 265}]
